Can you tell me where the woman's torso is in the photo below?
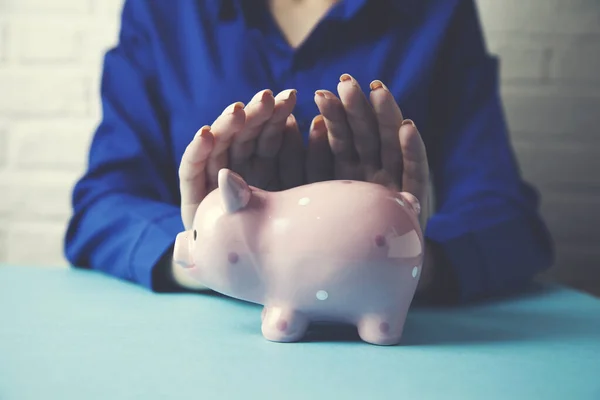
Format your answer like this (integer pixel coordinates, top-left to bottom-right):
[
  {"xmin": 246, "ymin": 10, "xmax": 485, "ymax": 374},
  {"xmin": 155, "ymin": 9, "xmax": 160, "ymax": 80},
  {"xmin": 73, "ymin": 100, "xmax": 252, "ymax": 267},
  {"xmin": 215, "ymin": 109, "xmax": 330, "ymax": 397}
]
[{"xmin": 140, "ymin": 0, "xmax": 454, "ymax": 168}]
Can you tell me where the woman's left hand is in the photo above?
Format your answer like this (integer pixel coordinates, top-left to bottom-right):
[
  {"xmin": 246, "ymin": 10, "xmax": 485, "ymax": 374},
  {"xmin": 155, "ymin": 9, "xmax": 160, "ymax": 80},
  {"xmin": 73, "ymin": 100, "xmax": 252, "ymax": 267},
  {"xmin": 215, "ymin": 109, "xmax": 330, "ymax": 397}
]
[
  {"xmin": 307, "ymin": 74, "xmax": 430, "ymax": 209},
  {"xmin": 306, "ymin": 74, "xmax": 434, "ymax": 293}
]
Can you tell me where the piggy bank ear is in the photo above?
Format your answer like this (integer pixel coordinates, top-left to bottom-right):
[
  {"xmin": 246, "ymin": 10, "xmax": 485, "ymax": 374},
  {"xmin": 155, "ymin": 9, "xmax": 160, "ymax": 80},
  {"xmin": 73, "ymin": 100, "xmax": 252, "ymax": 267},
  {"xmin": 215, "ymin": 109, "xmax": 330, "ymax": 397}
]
[{"xmin": 218, "ymin": 168, "xmax": 251, "ymax": 213}]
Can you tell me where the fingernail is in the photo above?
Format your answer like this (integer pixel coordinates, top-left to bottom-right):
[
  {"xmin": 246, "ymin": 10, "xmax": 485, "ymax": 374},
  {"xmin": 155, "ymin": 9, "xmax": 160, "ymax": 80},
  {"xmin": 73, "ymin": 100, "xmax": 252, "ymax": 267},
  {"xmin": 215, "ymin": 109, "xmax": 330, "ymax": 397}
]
[
  {"xmin": 340, "ymin": 73, "xmax": 357, "ymax": 85},
  {"xmin": 260, "ymin": 89, "xmax": 273, "ymax": 101},
  {"xmin": 311, "ymin": 115, "xmax": 325, "ymax": 131},
  {"xmin": 195, "ymin": 125, "xmax": 211, "ymax": 139},
  {"xmin": 315, "ymin": 90, "xmax": 333, "ymax": 100},
  {"xmin": 283, "ymin": 89, "xmax": 297, "ymax": 100},
  {"xmin": 224, "ymin": 101, "xmax": 244, "ymax": 114},
  {"xmin": 402, "ymin": 119, "xmax": 415, "ymax": 127},
  {"xmin": 370, "ymin": 80, "xmax": 386, "ymax": 91}
]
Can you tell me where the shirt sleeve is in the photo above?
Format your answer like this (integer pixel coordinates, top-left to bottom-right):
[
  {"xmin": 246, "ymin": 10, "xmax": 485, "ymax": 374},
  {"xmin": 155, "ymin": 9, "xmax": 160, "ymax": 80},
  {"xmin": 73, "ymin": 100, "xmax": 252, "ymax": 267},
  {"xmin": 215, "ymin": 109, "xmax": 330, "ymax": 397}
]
[
  {"xmin": 64, "ymin": 0, "xmax": 183, "ymax": 291},
  {"xmin": 422, "ymin": 0, "xmax": 555, "ymax": 303}
]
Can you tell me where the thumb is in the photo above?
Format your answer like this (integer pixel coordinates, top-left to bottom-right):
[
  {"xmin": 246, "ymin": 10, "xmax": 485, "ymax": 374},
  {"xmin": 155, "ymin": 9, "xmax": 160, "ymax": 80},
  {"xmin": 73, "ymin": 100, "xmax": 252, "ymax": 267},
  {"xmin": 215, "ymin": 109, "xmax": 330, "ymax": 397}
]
[{"xmin": 179, "ymin": 126, "xmax": 214, "ymax": 230}]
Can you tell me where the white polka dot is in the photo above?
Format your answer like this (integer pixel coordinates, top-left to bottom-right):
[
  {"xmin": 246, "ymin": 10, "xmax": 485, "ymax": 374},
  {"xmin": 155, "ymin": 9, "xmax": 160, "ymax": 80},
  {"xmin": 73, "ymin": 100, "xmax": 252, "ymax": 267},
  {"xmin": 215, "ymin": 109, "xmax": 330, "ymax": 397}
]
[
  {"xmin": 316, "ymin": 290, "xmax": 328, "ymax": 300},
  {"xmin": 412, "ymin": 266, "xmax": 419, "ymax": 278},
  {"xmin": 298, "ymin": 197, "xmax": 311, "ymax": 206}
]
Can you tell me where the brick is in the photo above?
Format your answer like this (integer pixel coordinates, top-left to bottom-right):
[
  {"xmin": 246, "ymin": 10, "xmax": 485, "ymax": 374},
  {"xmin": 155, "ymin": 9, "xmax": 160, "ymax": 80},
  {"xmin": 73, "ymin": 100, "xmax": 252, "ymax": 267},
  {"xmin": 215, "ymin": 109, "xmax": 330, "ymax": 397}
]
[
  {"xmin": 551, "ymin": 36, "xmax": 600, "ymax": 83},
  {"xmin": 501, "ymin": 80, "xmax": 600, "ymax": 99},
  {"xmin": 13, "ymin": 20, "xmax": 82, "ymax": 63},
  {"xmin": 92, "ymin": 0, "xmax": 124, "ymax": 18},
  {"xmin": 476, "ymin": 0, "xmax": 600, "ymax": 35},
  {"xmin": 0, "ymin": 228, "xmax": 5, "ymax": 263},
  {"xmin": 0, "ymin": 73, "xmax": 89, "ymax": 117},
  {"xmin": 0, "ymin": 23, "xmax": 7, "ymax": 64},
  {"xmin": 0, "ymin": 172, "xmax": 77, "ymax": 220},
  {"xmin": 12, "ymin": 119, "xmax": 95, "ymax": 170},
  {"xmin": 6, "ymin": 221, "xmax": 69, "ymax": 266},
  {"xmin": 495, "ymin": 45, "xmax": 550, "ymax": 82},
  {"xmin": 0, "ymin": 0, "xmax": 92, "ymax": 14},
  {"xmin": 503, "ymin": 95, "xmax": 600, "ymax": 141},
  {"xmin": 512, "ymin": 141, "xmax": 600, "ymax": 190},
  {"xmin": 483, "ymin": 32, "xmax": 553, "ymax": 82},
  {"xmin": 80, "ymin": 19, "xmax": 120, "ymax": 66},
  {"xmin": 0, "ymin": 125, "xmax": 7, "ymax": 168}
]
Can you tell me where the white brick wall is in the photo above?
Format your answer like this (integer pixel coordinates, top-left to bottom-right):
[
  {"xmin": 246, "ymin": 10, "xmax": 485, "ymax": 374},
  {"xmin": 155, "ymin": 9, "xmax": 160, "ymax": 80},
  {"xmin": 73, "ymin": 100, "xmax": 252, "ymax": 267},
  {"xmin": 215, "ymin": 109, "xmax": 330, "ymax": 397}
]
[
  {"xmin": 13, "ymin": 20, "xmax": 83, "ymax": 63},
  {"xmin": 0, "ymin": 0, "xmax": 598, "ymax": 295},
  {"xmin": 477, "ymin": 0, "xmax": 600, "ymax": 35},
  {"xmin": 0, "ymin": 73, "xmax": 89, "ymax": 117},
  {"xmin": 478, "ymin": 0, "xmax": 600, "ymax": 296},
  {"xmin": 0, "ymin": 0, "xmax": 93, "ymax": 14},
  {"xmin": 0, "ymin": 23, "xmax": 7, "ymax": 64},
  {"xmin": 0, "ymin": 0, "xmax": 121, "ymax": 267},
  {"xmin": 6, "ymin": 220, "xmax": 69, "ymax": 266},
  {"xmin": 0, "ymin": 123, "xmax": 7, "ymax": 167}
]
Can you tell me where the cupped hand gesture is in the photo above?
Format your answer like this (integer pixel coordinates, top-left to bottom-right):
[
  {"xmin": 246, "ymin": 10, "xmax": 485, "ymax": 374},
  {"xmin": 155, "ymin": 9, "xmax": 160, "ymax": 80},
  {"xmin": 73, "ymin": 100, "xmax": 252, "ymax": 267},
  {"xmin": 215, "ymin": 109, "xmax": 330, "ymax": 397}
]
[
  {"xmin": 178, "ymin": 89, "xmax": 304, "ymax": 229},
  {"xmin": 307, "ymin": 74, "xmax": 430, "ymax": 214}
]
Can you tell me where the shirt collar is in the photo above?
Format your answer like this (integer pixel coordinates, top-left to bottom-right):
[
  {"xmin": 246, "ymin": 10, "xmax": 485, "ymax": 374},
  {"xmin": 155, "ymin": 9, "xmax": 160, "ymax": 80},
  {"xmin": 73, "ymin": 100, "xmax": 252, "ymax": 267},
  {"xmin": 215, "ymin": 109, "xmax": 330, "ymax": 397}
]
[
  {"xmin": 339, "ymin": 0, "xmax": 419, "ymax": 20},
  {"xmin": 215, "ymin": 0, "xmax": 419, "ymax": 22}
]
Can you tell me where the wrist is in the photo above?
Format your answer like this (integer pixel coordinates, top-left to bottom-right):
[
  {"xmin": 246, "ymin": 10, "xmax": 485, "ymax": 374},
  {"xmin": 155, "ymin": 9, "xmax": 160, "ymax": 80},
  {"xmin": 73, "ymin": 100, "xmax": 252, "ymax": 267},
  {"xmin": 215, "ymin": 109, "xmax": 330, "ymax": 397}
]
[
  {"xmin": 170, "ymin": 258, "xmax": 210, "ymax": 291},
  {"xmin": 154, "ymin": 245, "xmax": 209, "ymax": 291},
  {"xmin": 415, "ymin": 239, "xmax": 460, "ymax": 304}
]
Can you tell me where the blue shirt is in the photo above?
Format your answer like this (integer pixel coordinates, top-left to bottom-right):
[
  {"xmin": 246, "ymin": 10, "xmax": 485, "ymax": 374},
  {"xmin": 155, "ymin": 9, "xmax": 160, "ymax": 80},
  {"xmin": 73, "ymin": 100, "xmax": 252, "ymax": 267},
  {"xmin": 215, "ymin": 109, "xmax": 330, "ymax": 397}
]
[{"xmin": 64, "ymin": 0, "xmax": 554, "ymax": 303}]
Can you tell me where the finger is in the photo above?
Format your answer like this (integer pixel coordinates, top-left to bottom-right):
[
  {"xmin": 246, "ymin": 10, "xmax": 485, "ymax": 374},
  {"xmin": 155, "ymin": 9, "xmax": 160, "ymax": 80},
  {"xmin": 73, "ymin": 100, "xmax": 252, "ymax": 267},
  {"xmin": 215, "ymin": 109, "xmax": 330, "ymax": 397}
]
[
  {"xmin": 337, "ymin": 73, "xmax": 380, "ymax": 172},
  {"xmin": 179, "ymin": 126, "xmax": 214, "ymax": 229},
  {"xmin": 206, "ymin": 101, "xmax": 245, "ymax": 191},
  {"xmin": 230, "ymin": 89, "xmax": 275, "ymax": 164},
  {"xmin": 314, "ymin": 90, "xmax": 357, "ymax": 164},
  {"xmin": 306, "ymin": 115, "xmax": 334, "ymax": 183},
  {"xmin": 370, "ymin": 80, "xmax": 404, "ymax": 187},
  {"xmin": 256, "ymin": 89, "xmax": 297, "ymax": 158},
  {"xmin": 399, "ymin": 119, "xmax": 429, "ymax": 206},
  {"xmin": 369, "ymin": 169, "xmax": 399, "ymax": 191},
  {"xmin": 278, "ymin": 113, "xmax": 305, "ymax": 189}
]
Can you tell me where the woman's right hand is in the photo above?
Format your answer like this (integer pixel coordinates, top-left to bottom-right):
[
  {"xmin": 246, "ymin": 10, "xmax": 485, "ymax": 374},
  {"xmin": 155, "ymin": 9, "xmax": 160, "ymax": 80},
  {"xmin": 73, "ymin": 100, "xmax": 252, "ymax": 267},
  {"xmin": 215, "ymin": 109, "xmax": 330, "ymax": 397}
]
[{"xmin": 178, "ymin": 89, "xmax": 303, "ymax": 230}]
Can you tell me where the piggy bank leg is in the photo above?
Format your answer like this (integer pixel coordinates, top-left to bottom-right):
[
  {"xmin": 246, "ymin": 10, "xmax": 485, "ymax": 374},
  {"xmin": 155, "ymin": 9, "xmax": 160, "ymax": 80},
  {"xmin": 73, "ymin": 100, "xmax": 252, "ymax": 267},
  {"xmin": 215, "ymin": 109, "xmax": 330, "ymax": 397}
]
[
  {"xmin": 261, "ymin": 306, "xmax": 309, "ymax": 343},
  {"xmin": 356, "ymin": 306, "xmax": 411, "ymax": 346}
]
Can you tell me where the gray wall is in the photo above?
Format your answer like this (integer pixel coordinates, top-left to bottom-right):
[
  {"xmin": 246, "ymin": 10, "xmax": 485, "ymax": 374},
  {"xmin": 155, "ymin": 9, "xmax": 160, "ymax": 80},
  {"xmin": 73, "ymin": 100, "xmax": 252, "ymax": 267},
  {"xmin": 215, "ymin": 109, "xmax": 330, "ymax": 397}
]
[{"xmin": 477, "ymin": 0, "xmax": 600, "ymax": 296}]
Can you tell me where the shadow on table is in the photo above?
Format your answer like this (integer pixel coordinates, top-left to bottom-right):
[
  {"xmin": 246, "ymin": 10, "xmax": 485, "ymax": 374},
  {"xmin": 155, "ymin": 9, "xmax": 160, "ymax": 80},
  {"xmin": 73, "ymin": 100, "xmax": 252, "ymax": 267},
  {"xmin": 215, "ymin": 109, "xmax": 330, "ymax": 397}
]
[
  {"xmin": 399, "ymin": 308, "xmax": 595, "ymax": 346},
  {"xmin": 297, "ymin": 283, "xmax": 599, "ymax": 346}
]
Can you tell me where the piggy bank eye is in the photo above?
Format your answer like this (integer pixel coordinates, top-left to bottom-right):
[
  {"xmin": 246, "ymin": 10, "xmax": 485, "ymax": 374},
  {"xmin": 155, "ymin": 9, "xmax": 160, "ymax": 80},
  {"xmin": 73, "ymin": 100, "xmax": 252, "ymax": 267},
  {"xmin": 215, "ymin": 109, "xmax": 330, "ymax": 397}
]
[{"xmin": 193, "ymin": 230, "xmax": 197, "ymax": 240}]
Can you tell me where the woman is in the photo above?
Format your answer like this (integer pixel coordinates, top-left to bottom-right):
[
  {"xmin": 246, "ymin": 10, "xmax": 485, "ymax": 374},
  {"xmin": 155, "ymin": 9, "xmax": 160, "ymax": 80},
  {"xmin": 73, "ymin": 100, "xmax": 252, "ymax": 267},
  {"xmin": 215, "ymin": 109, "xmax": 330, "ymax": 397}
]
[{"xmin": 64, "ymin": 0, "xmax": 554, "ymax": 304}]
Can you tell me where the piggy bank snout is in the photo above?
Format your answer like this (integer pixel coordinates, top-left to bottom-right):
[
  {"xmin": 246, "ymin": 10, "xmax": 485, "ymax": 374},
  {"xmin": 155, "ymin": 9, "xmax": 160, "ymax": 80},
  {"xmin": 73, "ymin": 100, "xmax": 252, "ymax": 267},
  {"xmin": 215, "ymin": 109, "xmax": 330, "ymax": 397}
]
[{"xmin": 173, "ymin": 230, "xmax": 193, "ymax": 268}]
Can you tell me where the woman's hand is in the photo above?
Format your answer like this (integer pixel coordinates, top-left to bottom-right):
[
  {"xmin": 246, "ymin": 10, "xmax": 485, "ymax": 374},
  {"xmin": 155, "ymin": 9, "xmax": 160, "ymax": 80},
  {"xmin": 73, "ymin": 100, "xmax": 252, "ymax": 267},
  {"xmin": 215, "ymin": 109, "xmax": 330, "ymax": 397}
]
[
  {"xmin": 307, "ymin": 74, "xmax": 429, "ymax": 209},
  {"xmin": 172, "ymin": 89, "xmax": 304, "ymax": 290},
  {"xmin": 206, "ymin": 89, "xmax": 304, "ymax": 193},
  {"xmin": 306, "ymin": 74, "xmax": 434, "ymax": 293},
  {"xmin": 178, "ymin": 89, "xmax": 304, "ymax": 230}
]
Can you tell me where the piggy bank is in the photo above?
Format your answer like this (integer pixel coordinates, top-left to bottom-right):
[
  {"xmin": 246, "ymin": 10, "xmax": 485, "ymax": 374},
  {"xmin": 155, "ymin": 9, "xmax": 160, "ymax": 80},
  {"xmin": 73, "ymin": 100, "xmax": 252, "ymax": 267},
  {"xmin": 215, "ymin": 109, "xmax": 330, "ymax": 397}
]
[{"xmin": 173, "ymin": 168, "xmax": 424, "ymax": 345}]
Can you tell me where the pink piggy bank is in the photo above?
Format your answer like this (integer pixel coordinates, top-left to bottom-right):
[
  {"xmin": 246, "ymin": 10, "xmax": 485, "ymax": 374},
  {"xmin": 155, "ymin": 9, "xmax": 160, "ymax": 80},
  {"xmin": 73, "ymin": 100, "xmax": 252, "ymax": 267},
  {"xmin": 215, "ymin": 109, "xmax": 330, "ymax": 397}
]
[{"xmin": 174, "ymin": 168, "xmax": 425, "ymax": 345}]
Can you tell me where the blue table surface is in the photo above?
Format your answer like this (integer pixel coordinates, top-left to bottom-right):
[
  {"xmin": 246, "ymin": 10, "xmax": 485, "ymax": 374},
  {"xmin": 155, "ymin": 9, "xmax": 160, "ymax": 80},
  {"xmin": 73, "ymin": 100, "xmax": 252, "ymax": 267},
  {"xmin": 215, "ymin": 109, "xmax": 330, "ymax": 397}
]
[{"xmin": 1, "ymin": 265, "xmax": 599, "ymax": 400}]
